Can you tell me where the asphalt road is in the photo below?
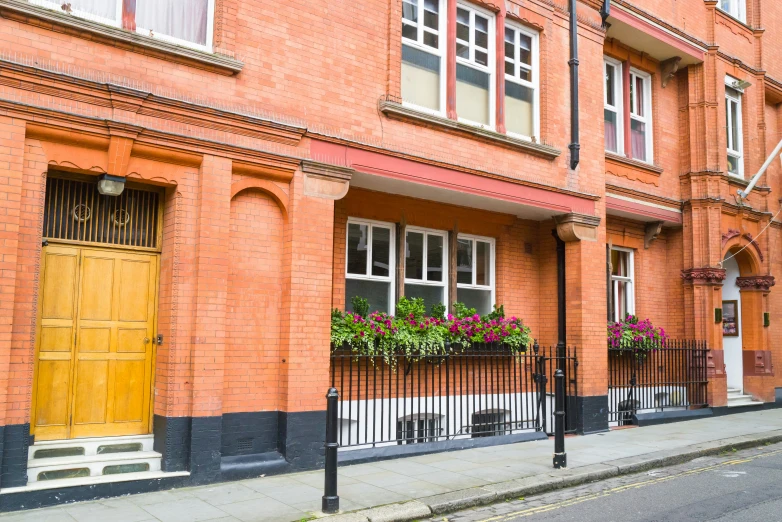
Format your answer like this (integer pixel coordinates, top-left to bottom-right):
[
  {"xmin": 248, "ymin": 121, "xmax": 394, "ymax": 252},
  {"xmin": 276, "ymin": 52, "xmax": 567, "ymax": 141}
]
[{"xmin": 430, "ymin": 441, "xmax": 782, "ymax": 522}]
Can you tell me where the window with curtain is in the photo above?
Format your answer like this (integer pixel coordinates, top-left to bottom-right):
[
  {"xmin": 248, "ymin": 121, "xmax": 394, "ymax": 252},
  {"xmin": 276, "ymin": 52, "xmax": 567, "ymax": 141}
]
[
  {"xmin": 610, "ymin": 247, "xmax": 634, "ymax": 322},
  {"xmin": 725, "ymin": 83, "xmax": 743, "ymax": 177},
  {"xmin": 345, "ymin": 219, "xmax": 395, "ymax": 314},
  {"xmin": 401, "ymin": 0, "xmax": 445, "ymax": 113},
  {"xmin": 136, "ymin": 0, "xmax": 213, "ymax": 48},
  {"xmin": 30, "ymin": 0, "xmax": 121, "ymax": 25},
  {"xmin": 604, "ymin": 59, "xmax": 623, "ymax": 154},
  {"xmin": 718, "ymin": 0, "xmax": 746, "ymax": 22},
  {"xmin": 504, "ymin": 24, "xmax": 538, "ymax": 140},
  {"xmin": 629, "ymin": 71, "xmax": 652, "ymax": 162},
  {"xmin": 455, "ymin": 4, "xmax": 493, "ymax": 127},
  {"xmin": 456, "ymin": 235, "xmax": 494, "ymax": 315},
  {"xmin": 404, "ymin": 228, "xmax": 447, "ymax": 313}
]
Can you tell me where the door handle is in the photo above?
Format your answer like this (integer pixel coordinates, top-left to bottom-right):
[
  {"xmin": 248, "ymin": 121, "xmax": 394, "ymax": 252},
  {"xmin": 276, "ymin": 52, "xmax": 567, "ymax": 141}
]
[{"xmin": 144, "ymin": 337, "xmax": 150, "ymax": 344}]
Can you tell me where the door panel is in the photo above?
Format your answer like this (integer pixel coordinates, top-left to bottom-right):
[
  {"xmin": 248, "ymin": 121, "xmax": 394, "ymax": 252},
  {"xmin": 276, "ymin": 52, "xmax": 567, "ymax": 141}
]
[
  {"xmin": 33, "ymin": 246, "xmax": 80, "ymax": 440},
  {"xmin": 32, "ymin": 245, "xmax": 158, "ymax": 440}
]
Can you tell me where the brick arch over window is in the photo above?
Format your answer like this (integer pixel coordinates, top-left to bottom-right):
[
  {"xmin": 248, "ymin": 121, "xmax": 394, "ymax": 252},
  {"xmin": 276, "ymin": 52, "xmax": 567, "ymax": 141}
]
[{"xmin": 230, "ymin": 178, "xmax": 289, "ymax": 220}]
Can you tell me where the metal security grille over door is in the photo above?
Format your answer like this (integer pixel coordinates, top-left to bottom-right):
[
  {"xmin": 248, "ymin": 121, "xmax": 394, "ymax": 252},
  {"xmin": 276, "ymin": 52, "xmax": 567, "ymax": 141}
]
[{"xmin": 43, "ymin": 176, "xmax": 161, "ymax": 249}]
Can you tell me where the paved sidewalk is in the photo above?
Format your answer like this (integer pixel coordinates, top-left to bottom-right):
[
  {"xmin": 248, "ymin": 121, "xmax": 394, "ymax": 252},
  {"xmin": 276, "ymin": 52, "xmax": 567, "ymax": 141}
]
[{"xmin": 3, "ymin": 409, "xmax": 782, "ymax": 522}]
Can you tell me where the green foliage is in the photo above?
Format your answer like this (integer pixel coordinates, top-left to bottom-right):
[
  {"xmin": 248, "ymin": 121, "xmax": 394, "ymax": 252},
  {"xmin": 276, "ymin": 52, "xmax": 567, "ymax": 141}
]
[
  {"xmin": 430, "ymin": 302, "xmax": 447, "ymax": 320},
  {"xmin": 483, "ymin": 304, "xmax": 505, "ymax": 321},
  {"xmin": 395, "ymin": 296, "xmax": 426, "ymax": 321},
  {"xmin": 452, "ymin": 301, "xmax": 477, "ymax": 319},
  {"xmin": 351, "ymin": 295, "xmax": 369, "ymax": 318}
]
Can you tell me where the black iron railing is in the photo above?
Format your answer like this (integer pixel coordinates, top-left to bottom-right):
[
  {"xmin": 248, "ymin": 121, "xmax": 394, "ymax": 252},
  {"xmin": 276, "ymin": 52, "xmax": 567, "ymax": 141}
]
[
  {"xmin": 608, "ymin": 339, "xmax": 709, "ymax": 425},
  {"xmin": 329, "ymin": 343, "xmax": 577, "ymax": 448}
]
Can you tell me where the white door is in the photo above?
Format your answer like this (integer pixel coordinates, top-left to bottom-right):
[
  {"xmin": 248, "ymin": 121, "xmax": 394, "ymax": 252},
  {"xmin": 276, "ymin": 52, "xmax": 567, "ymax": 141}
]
[{"xmin": 723, "ymin": 256, "xmax": 743, "ymax": 392}]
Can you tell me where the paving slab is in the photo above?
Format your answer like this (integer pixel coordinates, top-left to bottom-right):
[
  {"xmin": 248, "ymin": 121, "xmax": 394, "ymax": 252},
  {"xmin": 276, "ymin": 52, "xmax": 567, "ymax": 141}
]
[{"xmin": 363, "ymin": 501, "xmax": 430, "ymax": 522}]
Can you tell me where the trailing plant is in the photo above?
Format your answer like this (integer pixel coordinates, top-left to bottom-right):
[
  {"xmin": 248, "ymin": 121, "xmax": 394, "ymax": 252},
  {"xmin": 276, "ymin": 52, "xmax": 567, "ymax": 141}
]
[
  {"xmin": 608, "ymin": 314, "xmax": 667, "ymax": 352},
  {"xmin": 332, "ymin": 298, "xmax": 532, "ymax": 361}
]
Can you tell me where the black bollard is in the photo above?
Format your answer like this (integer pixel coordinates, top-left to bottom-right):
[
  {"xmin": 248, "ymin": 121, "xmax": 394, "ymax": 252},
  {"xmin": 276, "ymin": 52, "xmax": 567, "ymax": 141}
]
[
  {"xmin": 553, "ymin": 369, "xmax": 567, "ymax": 468},
  {"xmin": 322, "ymin": 387, "xmax": 340, "ymax": 513}
]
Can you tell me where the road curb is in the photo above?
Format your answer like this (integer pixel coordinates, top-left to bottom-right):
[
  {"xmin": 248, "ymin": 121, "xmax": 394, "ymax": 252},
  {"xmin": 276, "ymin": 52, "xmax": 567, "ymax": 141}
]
[{"xmin": 320, "ymin": 430, "xmax": 782, "ymax": 522}]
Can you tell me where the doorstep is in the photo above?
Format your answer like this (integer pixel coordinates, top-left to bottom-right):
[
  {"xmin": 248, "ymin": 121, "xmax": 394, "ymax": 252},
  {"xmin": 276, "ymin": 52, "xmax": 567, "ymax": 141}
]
[{"xmin": 0, "ymin": 470, "xmax": 190, "ymax": 494}]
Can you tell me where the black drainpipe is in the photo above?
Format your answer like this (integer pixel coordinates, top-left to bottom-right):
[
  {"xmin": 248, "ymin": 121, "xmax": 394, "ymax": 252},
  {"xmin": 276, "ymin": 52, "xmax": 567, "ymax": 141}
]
[
  {"xmin": 553, "ymin": 230, "xmax": 566, "ymax": 359},
  {"xmin": 568, "ymin": 0, "xmax": 580, "ymax": 171}
]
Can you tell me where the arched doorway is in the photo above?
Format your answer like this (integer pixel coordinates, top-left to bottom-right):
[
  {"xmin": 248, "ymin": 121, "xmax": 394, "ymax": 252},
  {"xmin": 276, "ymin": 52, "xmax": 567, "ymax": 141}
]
[{"xmin": 722, "ymin": 254, "xmax": 743, "ymax": 392}]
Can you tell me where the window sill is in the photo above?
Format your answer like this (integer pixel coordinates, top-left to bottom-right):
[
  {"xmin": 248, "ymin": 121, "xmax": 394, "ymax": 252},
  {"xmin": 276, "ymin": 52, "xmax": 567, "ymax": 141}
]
[
  {"xmin": 0, "ymin": 0, "xmax": 244, "ymax": 76},
  {"xmin": 715, "ymin": 7, "xmax": 755, "ymax": 33},
  {"xmin": 605, "ymin": 152, "xmax": 663, "ymax": 187},
  {"xmin": 379, "ymin": 99, "xmax": 560, "ymax": 160}
]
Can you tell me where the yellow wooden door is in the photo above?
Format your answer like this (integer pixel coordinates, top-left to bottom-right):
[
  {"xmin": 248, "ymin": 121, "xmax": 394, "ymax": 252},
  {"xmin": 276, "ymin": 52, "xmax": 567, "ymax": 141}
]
[{"xmin": 32, "ymin": 246, "xmax": 158, "ymax": 440}]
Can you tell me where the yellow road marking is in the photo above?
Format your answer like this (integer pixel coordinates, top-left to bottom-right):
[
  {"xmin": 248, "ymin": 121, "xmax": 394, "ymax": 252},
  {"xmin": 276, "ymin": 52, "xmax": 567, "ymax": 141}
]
[{"xmin": 477, "ymin": 447, "xmax": 782, "ymax": 521}]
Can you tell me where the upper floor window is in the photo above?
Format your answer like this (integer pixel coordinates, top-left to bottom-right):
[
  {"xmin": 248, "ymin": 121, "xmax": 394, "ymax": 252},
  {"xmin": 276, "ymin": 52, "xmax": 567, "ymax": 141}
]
[
  {"xmin": 725, "ymin": 79, "xmax": 744, "ymax": 177},
  {"xmin": 604, "ymin": 59, "xmax": 623, "ymax": 155},
  {"xmin": 603, "ymin": 57, "xmax": 653, "ymax": 164},
  {"xmin": 455, "ymin": 4, "xmax": 494, "ymax": 127},
  {"xmin": 30, "ymin": 0, "xmax": 215, "ymax": 51},
  {"xmin": 718, "ymin": 0, "xmax": 746, "ymax": 23},
  {"xmin": 405, "ymin": 228, "xmax": 448, "ymax": 312},
  {"xmin": 504, "ymin": 23, "xmax": 538, "ymax": 139},
  {"xmin": 401, "ymin": 0, "xmax": 446, "ymax": 113},
  {"xmin": 629, "ymin": 71, "xmax": 652, "ymax": 162},
  {"xmin": 456, "ymin": 234, "xmax": 495, "ymax": 315},
  {"xmin": 610, "ymin": 247, "xmax": 634, "ymax": 322},
  {"xmin": 345, "ymin": 219, "xmax": 395, "ymax": 314}
]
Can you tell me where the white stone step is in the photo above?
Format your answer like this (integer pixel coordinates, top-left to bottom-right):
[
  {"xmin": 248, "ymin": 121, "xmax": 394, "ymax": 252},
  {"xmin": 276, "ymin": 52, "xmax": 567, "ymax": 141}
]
[
  {"xmin": 727, "ymin": 394, "xmax": 755, "ymax": 402},
  {"xmin": 1, "ymin": 470, "xmax": 189, "ymax": 494},
  {"xmin": 28, "ymin": 453, "xmax": 161, "ymax": 483},
  {"xmin": 29, "ymin": 434, "xmax": 154, "ymax": 460},
  {"xmin": 727, "ymin": 400, "xmax": 764, "ymax": 408},
  {"xmin": 28, "ymin": 451, "xmax": 161, "ymax": 470}
]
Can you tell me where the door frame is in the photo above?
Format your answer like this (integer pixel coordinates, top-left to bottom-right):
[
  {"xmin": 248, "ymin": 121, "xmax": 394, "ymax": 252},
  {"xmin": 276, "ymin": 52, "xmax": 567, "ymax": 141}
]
[{"xmin": 31, "ymin": 242, "xmax": 161, "ymax": 440}]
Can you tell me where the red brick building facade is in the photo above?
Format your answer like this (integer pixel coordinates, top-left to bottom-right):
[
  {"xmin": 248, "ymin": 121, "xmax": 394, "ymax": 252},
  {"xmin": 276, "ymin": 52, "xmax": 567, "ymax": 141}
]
[{"xmin": 0, "ymin": 0, "xmax": 779, "ymax": 508}]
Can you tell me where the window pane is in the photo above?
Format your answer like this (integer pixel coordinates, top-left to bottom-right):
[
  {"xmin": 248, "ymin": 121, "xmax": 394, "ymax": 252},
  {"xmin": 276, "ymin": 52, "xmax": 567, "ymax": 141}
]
[
  {"xmin": 616, "ymin": 280, "xmax": 630, "ymax": 320},
  {"xmin": 456, "ymin": 64, "xmax": 490, "ymax": 124},
  {"xmin": 605, "ymin": 109, "xmax": 618, "ymax": 153},
  {"xmin": 504, "ymin": 29, "xmax": 514, "ymax": 59},
  {"xmin": 405, "ymin": 231, "xmax": 424, "ymax": 280},
  {"xmin": 518, "ymin": 34, "xmax": 532, "ymax": 65},
  {"xmin": 402, "ymin": 23, "xmax": 417, "ymax": 40},
  {"xmin": 456, "ymin": 43, "xmax": 469, "ymax": 58},
  {"xmin": 347, "ymin": 223, "xmax": 368, "ymax": 275},
  {"xmin": 611, "ymin": 250, "xmax": 628, "ymax": 277},
  {"xmin": 457, "ymin": 8, "xmax": 470, "ymax": 41},
  {"xmin": 730, "ymin": 100, "xmax": 739, "ymax": 151},
  {"xmin": 476, "ymin": 241, "xmax": 490, "ymax": 286},
  {"xmin": 346, "ymin": 279, "xmax": 390, "ymax": 314},
  {"xmin": 605, "ymin": 63, "xmax": 615, "ymax": 106},
  {"xmin": 404, "ymin": 284, "xmax": 444, "ymax": 312},
  {"xmin": 475, "ymin": 15, "xmax": 488, "ymax": 33},
  {"xmin": 457, "ymin": 239, "xmax": 473, "ymax": 284},
  {"xmin": 372, "ymin": 227, "xmax": 391, "ymax": 277},
  {"xmin": 518, "ymin": 67, "xmax": 531, "ymax": 82},
  {"xmin": 69, "ymin": 0, "xmax": 119, "ymax": 20},
  {"xmin": 631, "ymin": 119, "xmax": 646, "ymax": 162},
  {"xmin": 635, "ymin": 76, "xmax": 645, "ymax": 116},
  {"xmin": 402, "ymin": 45, "xmax": 441, "ymax": 111},
  {"xmin": 423, "ymin": 31, "xmax": 439, "ymax": 48},
  {"xmin": 402, "ymin": 0, "xmax": 418, "ymax": 21},
  {"xmin": 456, "ymin": 288, "xmax": 492, "ymax": 315},
  {"xmin": 136, "ymin": 0, "xmax": 210, "ymax": 46},
  {"xmin": 424, "ymin": 10, "xmax": 438, "ymax": 29},
  {"xmin": 728, "ymin": 154, "xmax": 740, "ymax": 175},
  {"xmin": 506, "ymin": 82, "xmax": 534, "ymax": 137},
  {"xmin": 505, "ymin": 61, "xmax": 514, "ymax": 76},
  {"xmin": 475, "ymin": 51, "xmax": 488, "ymax": 66},
  {"xmin": 475, "ymin": 27, "xmax": 488, "ymax": 49},
  {"xmin": 427, "ymin": 235, "xmax": 444, "ymax": 282}
]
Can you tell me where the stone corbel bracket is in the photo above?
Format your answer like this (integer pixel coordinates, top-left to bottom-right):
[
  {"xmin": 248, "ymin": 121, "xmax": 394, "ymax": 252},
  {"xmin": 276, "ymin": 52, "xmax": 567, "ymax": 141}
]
[
  {"xmin": 660, "ymin": 57, "xmax": 681, "ymax": 88},
  {"xmin": 301, "ymin": 159, "xmax": 354, "ymax": 200},
  {"xmin": 106, "ymin": 121, "xmax": 142, "ymax": 178},
  {"xmin": 644, "ymin": 221, "xmax": 664, "ymax": 249},
  {"xmin": 736, "ymin": 275, "xmax": 776, "ymax": 292},
  {"xmin": 555, "ymin": 213, "xmax": 601, "ymax": 242}
]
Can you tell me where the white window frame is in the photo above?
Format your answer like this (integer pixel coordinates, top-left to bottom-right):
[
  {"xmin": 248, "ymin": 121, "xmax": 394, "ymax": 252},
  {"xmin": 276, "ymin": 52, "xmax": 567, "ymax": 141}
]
[
  {"xmin": 455, "ymin": 2, "xmax": 496, "ymax": 130},
  {"xmin": 401, "ymin": 0, "xmax": 448, "ymax": 116},
  {"xmin": 30, "ymin": 0, "xmax": 122, "ymax": 27},
  {"xmin": 629, "ymin": 68, "xmax": 653, "ymax": 164},
  {"xmin": 503, "ymin": 21, "xmax": 539, "ymax": 142},
  {"xmin": 603, "ymin": 57, "xmax": 624, "ymax": 155},
  {"xmin": 456, "ymin": 233, "xmax": 495, "ymax": 310},
  {"xmin": 396, "ymin": 414, "xmax": 442, "ymax": 444},
  {"xmin": 725, "ymin": 76, "xmax": 744, "ymax": 178},
  {"xmin": 345, "ymin": 218, "xmax": 396, "ymax": 311},
  {"xmin": 610, "ymin": 246, "xmax": 635, "ymax": 321},
  {"xmin": 135, "ymin": 0, "xmax": 216, "ymax": 53},
  {"xmin": 718, "ymin": 0, "xmax": 746, "ymax": 23},
  {"xmin": 404, "ymin": 226, "xmax": 449, "ymax": 307}
]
